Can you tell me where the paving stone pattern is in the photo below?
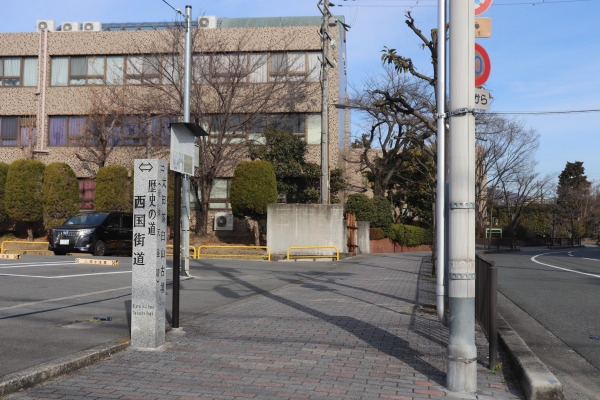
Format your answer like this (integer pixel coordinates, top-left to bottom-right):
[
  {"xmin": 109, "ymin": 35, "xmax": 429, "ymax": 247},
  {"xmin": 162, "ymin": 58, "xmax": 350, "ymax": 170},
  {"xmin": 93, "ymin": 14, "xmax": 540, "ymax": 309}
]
[{"xmin": 8, "ymin": 253, "xmax": 523, "ymax": 400}]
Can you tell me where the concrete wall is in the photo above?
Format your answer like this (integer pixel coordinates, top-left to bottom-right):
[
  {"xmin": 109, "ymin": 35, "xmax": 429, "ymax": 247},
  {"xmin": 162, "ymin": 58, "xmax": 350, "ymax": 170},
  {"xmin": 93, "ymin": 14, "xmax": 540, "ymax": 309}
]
[
  {"xmin": 357, "ymin": 221, "xmax": 370, "ymax": 254},
  {"xmin": 267, "ymin": 204, "xmax": 345, "ymax": 256}
]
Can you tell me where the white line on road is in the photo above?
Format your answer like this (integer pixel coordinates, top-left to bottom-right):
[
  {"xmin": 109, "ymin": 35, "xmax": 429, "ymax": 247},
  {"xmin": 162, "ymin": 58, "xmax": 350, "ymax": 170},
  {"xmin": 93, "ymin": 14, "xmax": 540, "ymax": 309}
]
[
  {"xmin": 0, "ymin": 271, "xmax": 132, "ymax": 279},
  {"xmin": 0, "ymin": 261, "xmax": 78, "ymax": 269},
  {"xmin": 531, "ymin": 252, "xmax": 600, "ymax": 279},
  {"xmin": 0, "ymin": 286, "xmax": 132, "ymax": 311}
]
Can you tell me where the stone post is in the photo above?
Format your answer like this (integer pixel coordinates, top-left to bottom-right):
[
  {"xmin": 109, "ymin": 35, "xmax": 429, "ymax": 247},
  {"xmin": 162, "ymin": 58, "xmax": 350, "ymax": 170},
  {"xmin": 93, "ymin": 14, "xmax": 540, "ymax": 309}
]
[{"xmin": 131, "ymin": 159, "xmax": 168, "ymax": 349}]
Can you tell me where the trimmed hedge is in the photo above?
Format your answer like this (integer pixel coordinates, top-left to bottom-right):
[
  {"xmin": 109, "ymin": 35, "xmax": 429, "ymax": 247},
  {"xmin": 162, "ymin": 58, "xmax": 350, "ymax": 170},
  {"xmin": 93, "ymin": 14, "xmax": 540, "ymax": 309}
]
[
  {"xmin": 0, "ymin": 162, "xmax": 9, "ymax": 223},
  {"xmin": 389, "ymin": 224, "xmax": 432, "ymax": 247},
  {"xmin": 230, "ymin": 160, "xmax": 277, "ymax": 219},
  {"xmin": 95, "ymin": 165, "xmax": 130, "ymax": 211},
  {"xmin": 345, "ymin": 193, "xmax": 393, "ymax": 236},
  {"xmin": 5, "ymin": 159, "xmax": 45, "ymax": 223},
  {"xmin": 370, "ymin": 228, "xmax": 385, "ymax": 240},
  {"xmin": 42, "ymin": 163, "xmax": 80, "ymax": 232}
]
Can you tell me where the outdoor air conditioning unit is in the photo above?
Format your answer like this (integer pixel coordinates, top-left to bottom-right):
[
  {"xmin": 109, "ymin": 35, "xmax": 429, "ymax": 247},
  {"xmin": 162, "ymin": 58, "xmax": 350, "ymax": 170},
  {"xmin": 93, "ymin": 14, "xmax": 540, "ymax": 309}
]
[
  {"xmin": 61, "ymin": 22, "xmax": 80, "ymax": 32},
  {"xmin": 198, "ymin": 16, "xmax": 217, "ymax": 29},
  {"xmin": 37, "ymin": 20, "xmax": 56, "ymax": 32},
  {"xmin": 82, "ymin": 21, "xmax": 102, "ymax": 31},
  {"xmin": 214, "ymin": 212, "xmax": 234, "ymax": 231}
]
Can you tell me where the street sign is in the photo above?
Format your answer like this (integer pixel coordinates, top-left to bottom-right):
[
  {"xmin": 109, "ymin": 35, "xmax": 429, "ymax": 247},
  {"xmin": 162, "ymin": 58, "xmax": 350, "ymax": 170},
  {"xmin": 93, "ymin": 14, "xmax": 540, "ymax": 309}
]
[
  {"xmin": 475, "ymin": 88, "xmax": 490, "ymax": 110},
  {"xmin": 475, "ymin": 43, "xmax": 491, "ymax": 87},
  {"xmin": 169, "ymin": 123, "xmax": 207, "ymax": 176},
  {"xmin": 475, "ymin": 17, "xmax": 491, "ymax": 38},
  {"xmin": 475, "ymin": 0, "xmax": 493, "ymax": 16}
]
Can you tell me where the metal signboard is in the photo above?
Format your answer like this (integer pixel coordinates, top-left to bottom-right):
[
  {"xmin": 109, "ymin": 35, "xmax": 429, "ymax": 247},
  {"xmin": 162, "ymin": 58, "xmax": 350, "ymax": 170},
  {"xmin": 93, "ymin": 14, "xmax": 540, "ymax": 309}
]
[
  {"xmin": 169, "ymin": 123, "xmax": 207, "ymax": 176},
  {"xmin": 475, "ymin": 88, "xmax": 490, "ymax": 110},
  {"xmin": 475, "ymin": 43, "xmax": 491, "ymax": 87}
]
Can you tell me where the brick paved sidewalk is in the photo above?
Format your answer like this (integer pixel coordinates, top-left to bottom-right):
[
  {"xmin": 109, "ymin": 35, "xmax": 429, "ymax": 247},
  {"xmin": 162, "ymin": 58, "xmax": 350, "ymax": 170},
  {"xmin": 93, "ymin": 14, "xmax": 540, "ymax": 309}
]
[{"xmin": 7, "ymin": 252, "xmax": 523, "ymax": 400}]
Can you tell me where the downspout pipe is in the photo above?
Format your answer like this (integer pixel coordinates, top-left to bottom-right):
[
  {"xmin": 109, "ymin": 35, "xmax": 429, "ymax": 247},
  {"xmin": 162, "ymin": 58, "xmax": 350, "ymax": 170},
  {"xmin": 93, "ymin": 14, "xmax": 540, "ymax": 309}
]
[{"xmin": 436, "ymin": 0, "xmax": 448, "ymax": 326}]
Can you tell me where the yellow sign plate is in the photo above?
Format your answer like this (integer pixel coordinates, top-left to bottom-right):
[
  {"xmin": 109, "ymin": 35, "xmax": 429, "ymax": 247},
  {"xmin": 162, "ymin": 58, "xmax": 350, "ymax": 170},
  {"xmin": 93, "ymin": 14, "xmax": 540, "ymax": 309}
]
[
  {"xmin": 475, "ymin": 18, "xmax": 491, "ymax": 38},
  {"xmin": 75, "ymin": 258, "xmax": 119, "ymax": 266},
  {"xmin": 0, "ymin": 254, "xmax": 21, "ymax": 259}
]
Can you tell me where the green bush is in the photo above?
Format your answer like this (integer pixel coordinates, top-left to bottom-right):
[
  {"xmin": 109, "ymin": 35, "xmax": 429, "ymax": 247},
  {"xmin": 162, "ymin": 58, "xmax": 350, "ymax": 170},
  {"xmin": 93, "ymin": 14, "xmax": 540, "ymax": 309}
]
[
  {"xmin": 5, "ymin": 159, "xmax": 45, "ymax": 240},
  {"xmin": 345, "ymin": 193, "xmax": 393, "ymax": 236},
  {"xmin": 390, "ymin": 224, "xmax": 432, "ymax": 247},
  {"xmin": 369, "ymin": 228, "xmax": 385, "ymax": 240},
  {"xmin": 230, "ymin": 160, "xmax": 278, "ymax": 220},
  {"xmin": 0, "ymin": 162, "xmax": 9, "ymax": 223},
  {"xmin": 42, "ymin": 163, "xmax": 80, "ymax": 232},
  {"xmin": 95, "ymin": 166, "xmax": 130, "ymax": 211}
]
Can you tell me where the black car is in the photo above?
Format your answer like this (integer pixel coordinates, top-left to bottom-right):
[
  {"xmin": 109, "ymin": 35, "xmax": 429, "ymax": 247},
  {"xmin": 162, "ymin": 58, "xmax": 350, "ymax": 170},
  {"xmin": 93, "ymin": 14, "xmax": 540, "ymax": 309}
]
[{"xmin": 48, "ymin": 211, "xmax": 133, "ymax": 256}]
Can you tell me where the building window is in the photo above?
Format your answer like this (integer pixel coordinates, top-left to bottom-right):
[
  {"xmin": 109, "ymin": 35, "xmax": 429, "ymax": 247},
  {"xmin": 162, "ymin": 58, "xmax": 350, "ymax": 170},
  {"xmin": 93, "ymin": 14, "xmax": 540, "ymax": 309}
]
[
  {"xmin": 269, "ymin": 52, "xmax": 320, "ymax": 82},
  {"xmin": 48, "ymin": 115, "xmax": 175, "ymax": 147},
  {"xmin": 51, "ymin": 55, "xmax": 177, "ymax": 86},
  {"xmin": 126, "ymin": 54, "xmax": 178, "ymax": 85},
  {"xmin": 0, "ymin": 57, "xmax": 38, "ymax": 87},
  {"xmin": 209, "ymin": 178, "xmax": 231, "ymax": 210},
  {"xmin": 0, "ymin": 116, "xmax": 37, "ymax": 147},
  {"xmin": 48, "ymin": 116, "xmax": 86, "ymax": 146}
]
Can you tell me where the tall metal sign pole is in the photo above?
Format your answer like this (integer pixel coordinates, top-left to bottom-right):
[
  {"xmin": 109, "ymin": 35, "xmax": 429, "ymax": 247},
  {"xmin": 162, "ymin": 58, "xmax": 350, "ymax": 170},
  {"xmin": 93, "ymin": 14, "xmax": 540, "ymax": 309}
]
[
  {"xmin": 171, "ymin": 4, "xmax": 194, "ymax": 330},
  {"xmin": 181, "ymin": 5, "xmax": 193, "ymax": 278},
  {"xmin": 319, "ymin": 0, "xmax": 331, "ymax": 204},
  {"xmin": 447, "ymin": 0, "xmax": 477, "ymax": 392}
]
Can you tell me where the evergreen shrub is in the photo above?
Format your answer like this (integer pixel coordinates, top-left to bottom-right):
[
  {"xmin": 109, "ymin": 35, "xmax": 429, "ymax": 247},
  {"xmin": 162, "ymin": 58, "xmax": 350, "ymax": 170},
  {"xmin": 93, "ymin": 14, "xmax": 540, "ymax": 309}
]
[
  {"xmin": 95, "ymin": 165, "xmax": 130, "ymax": 211},
  {"xmin": 42, "ymin": 163, "xmax": 80, "ymax": 232},
  {"xmin": 390, "ymin": 224, "xmax": 432, "ymax": 247}
]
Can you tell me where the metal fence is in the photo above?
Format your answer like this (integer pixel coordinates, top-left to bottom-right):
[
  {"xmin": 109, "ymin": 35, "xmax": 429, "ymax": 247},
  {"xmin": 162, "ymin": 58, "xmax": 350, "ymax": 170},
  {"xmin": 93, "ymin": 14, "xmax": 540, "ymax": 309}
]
[
  {"xmin": 547, "ymin": 237, "xmax": 581, "ymax": 248},
  {"xmin": 475, "ymin": 254, "xmax": 498, "ymax": 369}
]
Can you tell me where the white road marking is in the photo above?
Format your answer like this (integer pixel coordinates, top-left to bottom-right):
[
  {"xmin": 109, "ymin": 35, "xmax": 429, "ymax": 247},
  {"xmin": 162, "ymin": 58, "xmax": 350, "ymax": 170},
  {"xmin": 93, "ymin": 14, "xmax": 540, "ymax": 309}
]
[
  {"xmin": 531, "ymin": 252, "xmax": 600, "ymax": 279},
  {"xmin": 0, "ymin": 271, "xmax": 132, "ymax": 279},
  {"xmin": 0, "ymin": 286, "xmax": 132, "ymax": 311},
  {"xmin": 0, "ymin": 261, "xmax": 78, "ymax": 269}
]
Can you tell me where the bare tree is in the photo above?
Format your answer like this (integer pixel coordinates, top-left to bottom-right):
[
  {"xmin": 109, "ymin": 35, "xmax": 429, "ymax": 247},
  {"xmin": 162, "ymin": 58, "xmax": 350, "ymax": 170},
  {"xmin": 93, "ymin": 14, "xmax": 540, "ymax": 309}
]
[
  {"xmin": 475, "ymin": 115, "xmax": 540, "ymax": 239},
  {"xmin": 123, "ymin": 26, "xmax": 316, "ymax": 235}
]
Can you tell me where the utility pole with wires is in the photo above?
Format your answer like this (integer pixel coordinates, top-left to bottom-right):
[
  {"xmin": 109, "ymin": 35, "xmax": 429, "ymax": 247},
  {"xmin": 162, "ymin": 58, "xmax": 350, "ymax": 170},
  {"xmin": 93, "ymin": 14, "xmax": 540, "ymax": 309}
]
[{"xmin": 318, "ymin": 0, "xmax": 333, "ymax": 205}]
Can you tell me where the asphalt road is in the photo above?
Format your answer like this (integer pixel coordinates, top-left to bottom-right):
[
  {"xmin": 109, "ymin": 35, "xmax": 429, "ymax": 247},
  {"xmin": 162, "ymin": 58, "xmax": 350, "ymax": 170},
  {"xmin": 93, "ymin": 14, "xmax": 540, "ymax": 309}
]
[
  {"xmin": 485, "ymin": 246, "xmax": 600, "ymax": 399},
  {"xmin": 0, "ymin": 254, "xmax": 347, "ymax": 378}
]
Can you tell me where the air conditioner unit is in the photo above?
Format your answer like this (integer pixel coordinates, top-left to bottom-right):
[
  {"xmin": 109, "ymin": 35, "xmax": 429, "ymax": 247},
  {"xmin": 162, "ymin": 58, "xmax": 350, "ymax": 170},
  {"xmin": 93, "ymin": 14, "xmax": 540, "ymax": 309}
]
[
  {"xmin": 198, "ymin": 16, "xmax": 217, "ymax": 29},
  {"xmin": 82, "ymin": 21, "xmax": 102, "ymax": 31},
  {"xmin": 214, "ymin": 212, "xmax": 234, "ymax": 231},
  {"xmin": 37, "ymin": 20, "xmax": 56, "ymax": 32},
  {"xmin": 61, "ymin": 22, "xmax": 80, "ymax": 32}
]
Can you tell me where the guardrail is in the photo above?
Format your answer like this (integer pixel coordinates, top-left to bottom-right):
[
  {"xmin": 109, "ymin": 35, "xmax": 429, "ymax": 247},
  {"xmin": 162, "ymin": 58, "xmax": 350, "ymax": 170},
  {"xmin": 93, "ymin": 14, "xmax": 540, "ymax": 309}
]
[
  {"xmin": 166, "ymin": 245, "xmax": 197, "ymax": 259},
  {"xmin": 197, "ymin": 245, "xmax": 271, "ymax": 261},
  {"xmin": 1, "ymin": 241, "xmax": 53, "ymax": 254},
  {"xmin": 286, "ymin": 246, "xmax": 339, "ymax": 261},
  {"xmin": 475, "ymin": 254, "xmax": 498, "ymax": 369}
]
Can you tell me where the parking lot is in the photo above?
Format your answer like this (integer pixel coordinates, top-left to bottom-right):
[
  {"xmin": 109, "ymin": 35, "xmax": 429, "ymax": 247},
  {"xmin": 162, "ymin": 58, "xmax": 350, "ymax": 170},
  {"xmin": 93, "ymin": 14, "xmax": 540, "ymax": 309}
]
[{"xmin": 0, "ymin": 254, "xmax": 344, "ymax": 378}]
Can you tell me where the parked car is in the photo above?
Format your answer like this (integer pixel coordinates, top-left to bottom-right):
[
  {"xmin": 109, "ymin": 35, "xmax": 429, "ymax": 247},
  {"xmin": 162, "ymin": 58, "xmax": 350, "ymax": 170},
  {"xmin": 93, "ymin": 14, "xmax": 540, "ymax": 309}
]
[{"xmin": 48, "ymin": 211, "xmax": 133, "ymax": 256}]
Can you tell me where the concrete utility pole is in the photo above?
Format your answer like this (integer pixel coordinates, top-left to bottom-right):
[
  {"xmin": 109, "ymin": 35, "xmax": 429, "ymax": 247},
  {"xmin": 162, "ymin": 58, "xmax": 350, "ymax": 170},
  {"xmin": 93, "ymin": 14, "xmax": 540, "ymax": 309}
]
[
  {"xmin": 182, "ymin": 5, "xmax": 192, "ymax": 277},
  {"xmin": 436, "ymin": 0, "xmax": 448, "ymax": 327},
  {"xmin": 447, "ymin": 0, "xmax": 477, "ymax": 393},
  {"xmin": 319, "ymin": 0, "xmax": 331, "ymax": 205}
]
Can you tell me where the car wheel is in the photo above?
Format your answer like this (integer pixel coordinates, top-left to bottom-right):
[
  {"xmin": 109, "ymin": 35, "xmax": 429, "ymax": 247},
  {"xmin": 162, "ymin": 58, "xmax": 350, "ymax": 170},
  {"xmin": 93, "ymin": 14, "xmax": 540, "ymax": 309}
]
[
  {"xmin": 93, "ymin": 240, "xmax": 107, "ymax": 257},
  {"xmin": 53, "ymin": 251, "xmax": 67, "ymax": 256}
]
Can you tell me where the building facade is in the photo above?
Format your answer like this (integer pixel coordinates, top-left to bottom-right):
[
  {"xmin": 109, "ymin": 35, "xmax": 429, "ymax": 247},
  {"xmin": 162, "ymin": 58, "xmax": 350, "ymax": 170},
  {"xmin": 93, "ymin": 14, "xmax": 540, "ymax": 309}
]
[{"xmin": 0, "ymin": 16, "xmax": 351, "ymax": 228}]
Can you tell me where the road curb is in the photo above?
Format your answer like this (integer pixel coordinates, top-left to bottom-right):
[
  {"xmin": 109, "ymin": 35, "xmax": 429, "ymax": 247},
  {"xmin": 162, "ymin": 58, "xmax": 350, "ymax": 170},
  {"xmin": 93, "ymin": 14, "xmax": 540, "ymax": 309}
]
[
  {"xmin": 0, "ymin": 339, "xmax": 129, "ymax": 397},
  {"xmin": 498, "ymin": 314, "xmax": 564, "ymax": 400}
]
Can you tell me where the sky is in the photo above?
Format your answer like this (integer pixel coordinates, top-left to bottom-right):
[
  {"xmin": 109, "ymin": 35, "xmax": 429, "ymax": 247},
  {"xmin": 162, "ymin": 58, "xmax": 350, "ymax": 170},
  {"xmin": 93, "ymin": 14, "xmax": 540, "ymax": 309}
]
[{"xmin": 2, "ymin": 0, "xmax": 599, "ymax": 184}]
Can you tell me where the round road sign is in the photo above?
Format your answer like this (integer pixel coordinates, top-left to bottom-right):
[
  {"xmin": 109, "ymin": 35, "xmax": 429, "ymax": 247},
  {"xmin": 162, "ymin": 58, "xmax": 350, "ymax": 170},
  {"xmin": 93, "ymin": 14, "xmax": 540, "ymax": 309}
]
[
  {"xmin": 475, "ymin": 43, "xmax": 490, "ymax": 87},
  {"xmin": 475, "ymin": 0, "xmax": 493, "ymax": 16}
]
